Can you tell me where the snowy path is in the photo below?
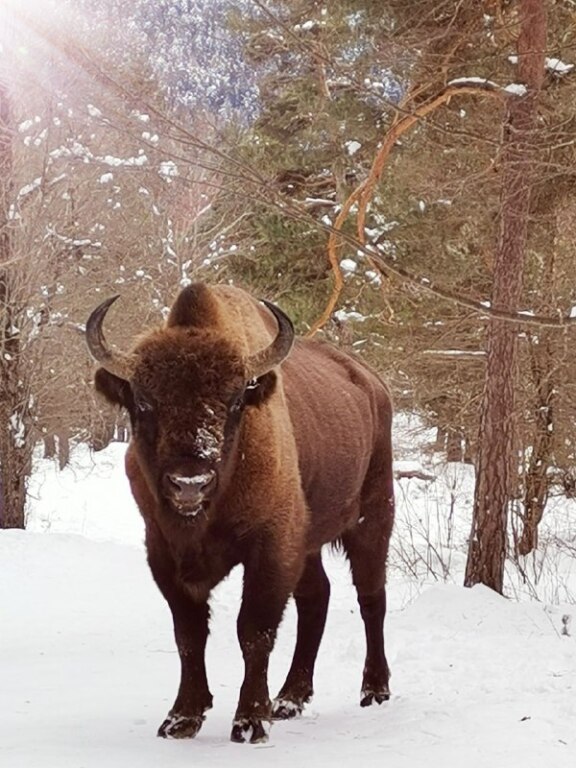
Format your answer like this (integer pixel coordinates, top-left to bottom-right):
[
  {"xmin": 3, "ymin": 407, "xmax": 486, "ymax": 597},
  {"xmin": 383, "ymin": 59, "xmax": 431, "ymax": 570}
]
[
  {"xmin": 2, "ymin": 440, "xmax": 576, "ymax": 766},
  {"xmin": 2, "ymin": 524, "xmax": 575, "ymax": 768}
]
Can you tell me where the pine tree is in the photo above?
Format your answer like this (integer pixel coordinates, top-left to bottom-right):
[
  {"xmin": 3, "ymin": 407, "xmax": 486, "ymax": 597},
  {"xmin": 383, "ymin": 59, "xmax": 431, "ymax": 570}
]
[{"xmin": 222, "ymin": 0, "xmax": 576, "ymax": 579}]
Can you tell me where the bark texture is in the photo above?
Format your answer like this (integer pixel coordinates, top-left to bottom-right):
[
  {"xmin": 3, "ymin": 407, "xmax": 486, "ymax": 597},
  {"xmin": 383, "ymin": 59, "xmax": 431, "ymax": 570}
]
[
  {"xmin": 0, "ymin": 80, "xmax": 30, "ymax": 529},
  {"xmin": 465, "ymin": 0, "xmax": 547, "ymax": 591}
]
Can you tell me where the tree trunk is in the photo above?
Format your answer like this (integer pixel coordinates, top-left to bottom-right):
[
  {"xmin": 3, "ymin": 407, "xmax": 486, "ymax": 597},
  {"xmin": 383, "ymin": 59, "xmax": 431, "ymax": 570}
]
[
  {"xmin": 464, "ymin": 0, "xmax": 547, "ymax": 592},
  {"xmin": 57, "ymin": 432, "xmax": 70, "ymax": 471},
  {"xmin": 446, "ymin": 429, "xmax": 464, "ymax": 462},
  {"xmin": 0, "ymin": 424, "xmax": 32, "ymax": 528},
  {"xmin": 43, "ymin": 434, "xmax": 57, "ymax": 459},
  {"xmin": 0, "ymin": 76, "xmax": 33, "ymax": 529},
  {"xmin": 516, "ymin": 173, "xmax": 563, "ymax": 556},
  {"xmin": 433, "ymin": 426, "xmax": 447, "ymax": 453},
  {"xmin": 517, "ymin": 334, "xmax": 555, "ymax": 555}
]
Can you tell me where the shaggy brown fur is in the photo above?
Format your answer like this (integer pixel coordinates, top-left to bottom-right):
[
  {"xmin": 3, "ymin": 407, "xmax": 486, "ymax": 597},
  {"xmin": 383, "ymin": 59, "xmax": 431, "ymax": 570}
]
[{"xmin": 91, "ymin": 283, "xmax": 394, "ymax": 744}]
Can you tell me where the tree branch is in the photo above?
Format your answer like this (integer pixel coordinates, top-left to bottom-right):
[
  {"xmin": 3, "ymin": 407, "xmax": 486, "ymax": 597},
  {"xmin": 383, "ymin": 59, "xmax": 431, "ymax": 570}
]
[{"xmin": 308, "ymin": 80, "xmax": 506, "ymax": 336}]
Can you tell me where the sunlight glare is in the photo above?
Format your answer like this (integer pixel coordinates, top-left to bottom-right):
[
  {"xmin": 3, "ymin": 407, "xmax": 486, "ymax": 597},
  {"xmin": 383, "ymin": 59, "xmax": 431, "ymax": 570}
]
[{"xmin": 0, "ymin": 0, "xmax": 77, "ymax": 66}]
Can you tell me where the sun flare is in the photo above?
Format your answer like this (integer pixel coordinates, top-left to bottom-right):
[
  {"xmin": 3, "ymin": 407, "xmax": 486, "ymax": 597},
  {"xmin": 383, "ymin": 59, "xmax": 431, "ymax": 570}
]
[
  {"xmin": 0, "ymin": 0, "xmax": 93, "ymax": 90},
  {"xmin": 0, "ymin": 0, "xmax": 77, "ymax": 55}
]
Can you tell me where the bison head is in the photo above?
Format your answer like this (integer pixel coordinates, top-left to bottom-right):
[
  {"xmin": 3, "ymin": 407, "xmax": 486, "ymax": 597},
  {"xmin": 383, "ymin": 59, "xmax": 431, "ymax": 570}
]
[{"xmin": 86, "ymin": 286, "xmax": 294, "ymax": 520}]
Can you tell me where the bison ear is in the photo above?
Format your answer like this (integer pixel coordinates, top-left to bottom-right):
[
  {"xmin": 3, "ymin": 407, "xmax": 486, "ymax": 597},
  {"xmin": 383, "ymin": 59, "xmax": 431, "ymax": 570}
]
[
  {"xmin": 245, "ymin": 371, "xmax": 277, "ymax": 408},
  {"xmin": 94, "ymin": 368, "xmax": 134, "ymax": 410}
]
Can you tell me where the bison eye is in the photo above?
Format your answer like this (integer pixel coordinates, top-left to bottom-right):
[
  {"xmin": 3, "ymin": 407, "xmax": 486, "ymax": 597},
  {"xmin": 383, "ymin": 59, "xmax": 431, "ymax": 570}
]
[
  {"xmin": 228, "ymin": 379, "xmax": 260, "ymax": 414},
  {"xmin": 134, "ymin": 394, "xmax": 154, "ymax": 414},
  {"xmin": 228, "ymin": 392, "xmax": 245, "ymax": 414}
]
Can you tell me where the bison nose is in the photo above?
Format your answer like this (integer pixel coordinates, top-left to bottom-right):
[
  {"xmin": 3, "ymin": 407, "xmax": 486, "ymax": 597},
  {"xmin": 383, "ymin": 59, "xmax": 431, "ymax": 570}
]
[{"xmin": 165, "ymin": 471, "xmax": 216, "ymax": 504}]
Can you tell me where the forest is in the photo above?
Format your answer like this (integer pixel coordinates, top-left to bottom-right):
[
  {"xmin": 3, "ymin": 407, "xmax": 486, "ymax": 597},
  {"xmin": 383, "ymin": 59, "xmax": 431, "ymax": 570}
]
[
  {"xmin": 2, "ymin": 2, "xmax": 576, "ymax": 765},
  {"xmin": 1, "ymin": 0, "xmax": 576, "ymax": 597}
]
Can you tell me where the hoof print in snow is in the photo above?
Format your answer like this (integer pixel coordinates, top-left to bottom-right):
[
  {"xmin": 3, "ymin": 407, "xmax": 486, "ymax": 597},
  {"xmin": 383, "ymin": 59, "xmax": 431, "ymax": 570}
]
[
  {"xmin": 230, "ymin": 717, "xmax": 270, "ymax": 744},
  {"xmin": 360, "ymin": 689, "xmax": 390, "ymax": 707},
  {"xmin": 157, "ymin": 712, "xmax": 204, "ymax": 739},
  {"xmin": 272, "ymin": 697, "xmax": 305, "ymax": 720}
]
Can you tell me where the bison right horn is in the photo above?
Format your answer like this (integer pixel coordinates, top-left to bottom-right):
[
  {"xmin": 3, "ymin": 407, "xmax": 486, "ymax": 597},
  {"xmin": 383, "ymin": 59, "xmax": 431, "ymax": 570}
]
[{"xmin": 245, "ymin": 300, "xmax": 295, "ymax": 380}]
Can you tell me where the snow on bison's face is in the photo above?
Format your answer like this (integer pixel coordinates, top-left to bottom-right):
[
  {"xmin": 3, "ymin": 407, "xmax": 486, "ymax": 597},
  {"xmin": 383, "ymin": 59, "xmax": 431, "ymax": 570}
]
[{"xmin": 86, "ymin": 293, "xmax": 293, "ymax": 520}]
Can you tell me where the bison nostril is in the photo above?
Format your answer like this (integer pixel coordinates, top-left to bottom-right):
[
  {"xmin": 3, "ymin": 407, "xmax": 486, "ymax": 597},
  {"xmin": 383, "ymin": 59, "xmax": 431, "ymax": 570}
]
[{"xmin": 166, "ymin": 472, "xmax": 215, "ymax": 496}]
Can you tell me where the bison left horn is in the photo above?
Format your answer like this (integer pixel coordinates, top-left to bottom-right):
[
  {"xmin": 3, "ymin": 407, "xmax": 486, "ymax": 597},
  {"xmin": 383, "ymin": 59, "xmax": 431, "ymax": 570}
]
[
  {"xmin": 85, "ymin": 295, "xmax": 136, "ymax": 381},
  {"xmin": 245, "ymin": 300, "xmax": 295, "ymax": 380}
]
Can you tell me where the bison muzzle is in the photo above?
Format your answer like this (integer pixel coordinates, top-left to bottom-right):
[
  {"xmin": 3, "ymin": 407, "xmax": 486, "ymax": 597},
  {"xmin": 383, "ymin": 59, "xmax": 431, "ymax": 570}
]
[{"xmin": 86, "ymin": 282, "xmax": 394, "ymax": 744}]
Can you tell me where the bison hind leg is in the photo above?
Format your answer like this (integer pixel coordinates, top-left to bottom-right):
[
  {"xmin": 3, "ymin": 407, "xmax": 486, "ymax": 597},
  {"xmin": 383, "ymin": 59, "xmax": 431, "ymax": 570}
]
[
  {"xmin": 273, "ymin": 553, "xmax": 330, "ymax": 719},
  {"xmin": 272, "ymin": 689, "xmax": 312, "ymax": 720},
  {"xmin": 342, "ymin": 489, "xmax": 393, "ymax": 708},
  {"xmin": 360, "ymin": 685, "xmax": 391, "ymax": 707}
]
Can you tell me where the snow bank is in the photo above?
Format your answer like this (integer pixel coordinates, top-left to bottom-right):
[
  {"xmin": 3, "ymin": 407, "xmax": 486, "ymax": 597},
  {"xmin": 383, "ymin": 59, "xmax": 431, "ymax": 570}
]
[
  {"xmin": 2, "ymin": 529, "xmax": 575, "ymax": 768},
  {"xmin": 1, "ymin": 425, "xmax": 574, "ymax": 766}
]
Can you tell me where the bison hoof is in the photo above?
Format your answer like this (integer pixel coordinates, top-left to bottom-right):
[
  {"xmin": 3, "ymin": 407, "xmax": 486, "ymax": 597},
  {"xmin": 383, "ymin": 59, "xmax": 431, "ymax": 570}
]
[
  {"xmin": 157, "ymin": 711, "xmax": 205, "ymax": 739},
  {"xmin": 230, "ymin": 717, "xmax": 270, "ymax": 744},
  {"xmin": 360, "ymin": 687, "xmax": 390, "ymax": 708},
  {"xmin": 271, "ymin": 696, "xmax": 306, "ymax": 720}
]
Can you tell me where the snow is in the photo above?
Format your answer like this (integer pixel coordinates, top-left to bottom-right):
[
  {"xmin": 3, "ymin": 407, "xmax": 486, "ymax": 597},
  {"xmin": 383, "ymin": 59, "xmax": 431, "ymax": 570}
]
[
  {"xmin": 364, "ymin": 269, "xmax": 382, "ymax": 286},
  {"xmin": 504, "ymin": 83, "xmax": 528, "ymax": 96},
  {"xmin": 8, "ymin": 412, "xmax": 26, "ymax": 448},
  {"xmin": 159, "ymin": 160, "xmax": 179, "ymax": 180},
  {"xmin": 102, "ymin": 154, "xmax": 148, "ymax": 168},
  {"xmin": 340, "ymin": 258, "xmax": 358, "ymax": 274},
  {"xmin": 18, "ymin": 117, "xmax": 41, "ymax": 132},
  {"xmin": 17, "ymin": 177, "xmax": 42, "ymax": 198},
  {"xmin": 545, "ymin": 57, "xmax": 575, "ymax": 75},
  {"xmin": 421, "ymin": 349, "xmax": 486, "ymax": 357},
  {"xmin": 509, "ymin": 55, "xmax": 574, "ymax": 77},
  {"xmin": 345, "ymin": 140, "xmax": 362, "ymax": 156},
  {"xmin": 334, "ymin": 309, "xmax": 366, "ymax": 323},
  {"xmin": 2, "ymin": 430, "xmax": 576, "ymax": 766},
  {"xmin": 449, "ymin": 77, "xmax": 527, "ymax": 96},
  {"xmin": 49, "ymin": 143, "xmax": 148, "ymax": 168},
  {"xmin": 449, "ymin": 76, "xmax": 498, "ymax": 88},
  {"xmin": 295, "ymin": 20, "xmax": 324, "ymax": 33}
]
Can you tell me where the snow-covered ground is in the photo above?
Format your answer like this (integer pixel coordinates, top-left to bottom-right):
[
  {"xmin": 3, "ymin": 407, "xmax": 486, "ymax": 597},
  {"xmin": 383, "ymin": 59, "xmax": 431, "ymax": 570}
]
[{"xmin": 2, "ymin": 420, "xmax": 576, "ymax": 767}]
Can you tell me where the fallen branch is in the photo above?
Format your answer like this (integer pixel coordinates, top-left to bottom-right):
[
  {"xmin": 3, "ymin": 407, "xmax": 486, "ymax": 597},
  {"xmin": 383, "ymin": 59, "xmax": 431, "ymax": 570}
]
[{"xmin": 394, "ymin": 467, "xmax": 437, "ymax": 482}]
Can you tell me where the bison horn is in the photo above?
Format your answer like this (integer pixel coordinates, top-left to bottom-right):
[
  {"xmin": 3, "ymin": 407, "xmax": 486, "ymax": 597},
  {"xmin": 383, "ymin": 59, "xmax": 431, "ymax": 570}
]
[
  {"xmin": 245, "ymin": 299, "xmax": 295, "ymax": 380},
  {"xmin": 85, "ymin": 296, "xmax": 136, "ymax": 381}
]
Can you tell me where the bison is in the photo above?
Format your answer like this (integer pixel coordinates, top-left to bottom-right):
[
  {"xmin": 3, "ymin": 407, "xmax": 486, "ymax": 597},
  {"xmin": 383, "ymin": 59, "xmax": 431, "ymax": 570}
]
[{"xmin": 86, "ymin": 283, "xmax": 394, "ymax": 744}]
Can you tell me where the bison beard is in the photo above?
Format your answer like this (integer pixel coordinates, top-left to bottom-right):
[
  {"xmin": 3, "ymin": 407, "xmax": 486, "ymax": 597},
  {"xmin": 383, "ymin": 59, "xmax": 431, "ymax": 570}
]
[{"xmin": 86, "ymin": 282, "xmax": 395, "ymax": 744}]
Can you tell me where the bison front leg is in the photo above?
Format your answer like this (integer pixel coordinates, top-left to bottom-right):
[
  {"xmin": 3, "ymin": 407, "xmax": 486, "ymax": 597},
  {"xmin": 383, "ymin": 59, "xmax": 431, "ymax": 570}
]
[
  {"xmin": 157, "ymin": 599, "xmax": 212, "ymax": 739},
  {"xmin": 231, "ymin": 563, "xmax": 292, "ymax": 744},
  {"xmin": 147, "ymin": 544, "xmax": 213, "ymax": 739}
]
